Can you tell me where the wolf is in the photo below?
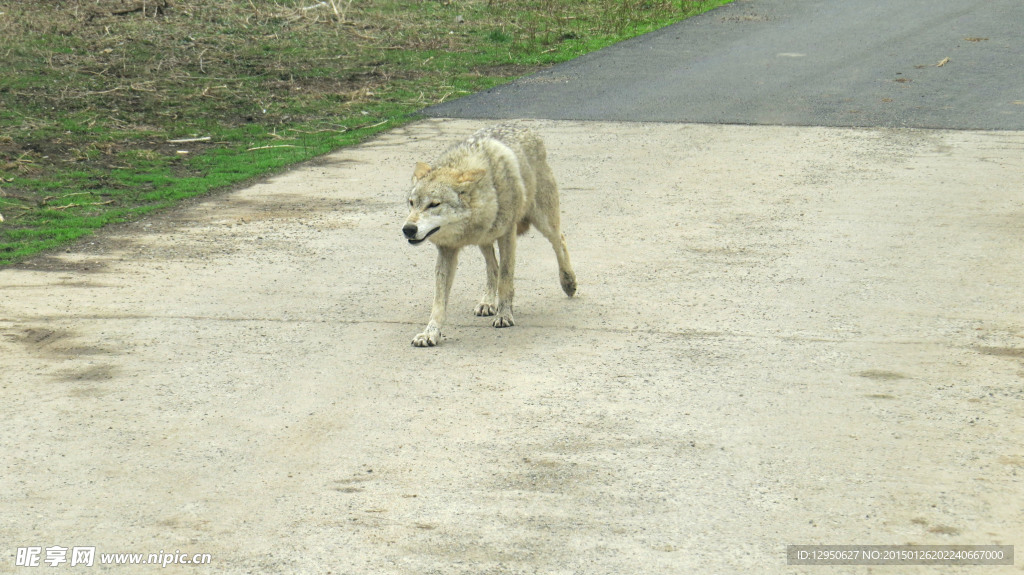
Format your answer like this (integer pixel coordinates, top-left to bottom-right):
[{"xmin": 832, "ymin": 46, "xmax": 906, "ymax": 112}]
[{"xmin": 402, "ymin": 123, "xmax": 577, "ymax": 347}]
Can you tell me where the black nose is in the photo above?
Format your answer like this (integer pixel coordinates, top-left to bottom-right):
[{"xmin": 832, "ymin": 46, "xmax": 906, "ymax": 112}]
[{"xmin": 402, "ymin": 224, "xmax": 418, "ymax": 239}]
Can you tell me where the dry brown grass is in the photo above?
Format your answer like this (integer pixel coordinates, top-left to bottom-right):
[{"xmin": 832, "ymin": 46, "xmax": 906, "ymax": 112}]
[{"xmin": 0, "ymin": 0, "xmax": 730, "ymax": 263}]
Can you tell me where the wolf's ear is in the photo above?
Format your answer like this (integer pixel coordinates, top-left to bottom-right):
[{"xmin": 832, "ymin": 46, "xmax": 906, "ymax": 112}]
[
  {"xmin": 413, "ymin": 162, "xmax": 432, "ymax": 182},
  {"xmin": 457, "ymin": 169, "xmax": 486, "ymax": 184}
]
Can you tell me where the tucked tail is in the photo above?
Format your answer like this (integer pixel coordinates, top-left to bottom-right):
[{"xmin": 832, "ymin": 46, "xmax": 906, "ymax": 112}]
[{"xmin": 517, "ymin": 219, "xmax": 531, "ymax": 236}]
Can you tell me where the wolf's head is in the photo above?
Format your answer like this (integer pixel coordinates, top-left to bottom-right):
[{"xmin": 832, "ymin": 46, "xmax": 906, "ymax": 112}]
[{"xmin": 402, "ymin": 162, "xmax": 485, "ymax": 246}]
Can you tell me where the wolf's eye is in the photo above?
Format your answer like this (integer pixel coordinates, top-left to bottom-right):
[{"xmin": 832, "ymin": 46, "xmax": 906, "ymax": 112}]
[{"xmin": 428, "ymin": 202, "xmax": 441, "ymax": 209}]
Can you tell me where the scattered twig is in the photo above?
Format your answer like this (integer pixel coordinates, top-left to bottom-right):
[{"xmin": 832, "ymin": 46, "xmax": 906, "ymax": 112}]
[
  {"xmin": 937, "ymin": 57, "xmax": 950, "ymax": 67},
  {"xmin": 0, "ymin": 203, "xmax": 32, "ymax": 222},
  {"xmin": 247, "ymin": 145, "xmax": 299, "ymax": 151},
  {"xmin": 199, "ymin": 85, "xmax": 229, "ymax": 98},
  {"xmin": 290, "ymin": 127, "xmax": 349, "ymax": 134},
  {"xmin": 81, "ymin": 86, "xmax": 125, "ymax": 96},
  {"xmin": 350, "ymin": 30, "xmax": 380, "ymax": 41},
  {"xmin": 356, "ymin": 119, "xmax": 390, "ymax": 130},
  {"xmin": 49, "ymin": 200, "xmax": 115, "ymax": 211},
  {"xmin": 167, "ymin": 136, "xmax": 211, "ymax": 143},
  {"xmin": 0, "ymin": 190, "xmax": 34, "ymax": 204},
  {"xmin": 42, "ymin": 192, "xmax": 92, "ymax": 205},
  {"xmin": 267, "ymin": 130, "xmax": 296, "ymax": 141},
  {"xmin": 110, "ymin": 0, "xmax": 169, "ymax": 17},
  {"xmin": 327, "ymin": 0, "xmax": 355, "ymax": 22},
  {"xmin": 85, "ymin": 0, "xmax": 169, "ymax": 19}
]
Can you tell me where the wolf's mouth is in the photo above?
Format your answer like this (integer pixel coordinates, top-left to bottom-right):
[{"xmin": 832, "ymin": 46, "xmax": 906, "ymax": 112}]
[{"xmin": 408, "ymin": 226, "xmax": 440, "ymax": 245}]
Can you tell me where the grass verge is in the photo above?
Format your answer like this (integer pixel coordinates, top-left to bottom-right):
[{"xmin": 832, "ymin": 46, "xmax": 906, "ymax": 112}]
[{"xmin": 0, "ymin": 0, "xmax": 731, "ymax": 265}]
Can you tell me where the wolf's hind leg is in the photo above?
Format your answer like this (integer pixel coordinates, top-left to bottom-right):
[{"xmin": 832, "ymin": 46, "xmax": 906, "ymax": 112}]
[
  {"xmin": 531, "ymin": 159, "xmax": 576, "ymax": 297},
  {"xmin": 493, "ymin": 232, "xmax": 516, "ymax": 328},
  {"xmin": 531, "ymin": 211, "xmax": 577, "ymax": 297}
]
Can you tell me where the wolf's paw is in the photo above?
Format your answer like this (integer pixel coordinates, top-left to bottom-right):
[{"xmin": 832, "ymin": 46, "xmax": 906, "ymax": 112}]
[
  {"xmin": 474, "ymin": 302, "xmax": 497, "ymax": 316},
  {"xmin": 412, "ymin": 330, "xmax": 439, "ymax": 347},
  {"xmin": 492, "ymin": 314, "xmax": 515, "ymax": 328},
  {"xmin": 561, "ymin": 270, "xmax": 577, "ymax": 297}
]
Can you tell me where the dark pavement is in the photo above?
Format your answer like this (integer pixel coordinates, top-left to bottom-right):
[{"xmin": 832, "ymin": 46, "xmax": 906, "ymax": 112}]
[{"xmin": 425, "ymin": 0, "xmax": 1024, "ymax": 129}]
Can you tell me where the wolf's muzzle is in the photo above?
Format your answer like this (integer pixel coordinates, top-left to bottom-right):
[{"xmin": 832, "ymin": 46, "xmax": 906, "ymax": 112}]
[{"xmin": 403, "ymin": 223, "xmax": 440, "ymax": 245}]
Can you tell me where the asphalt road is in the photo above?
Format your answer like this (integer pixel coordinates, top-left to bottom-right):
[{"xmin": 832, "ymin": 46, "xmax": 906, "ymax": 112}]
[
  {"xmin": 426, "ymin": 0, "xmax": 1024, "ymax": 129},
  {"xmin": 2, "ymin": 1, "xmax": 1022, "ymax": 574}
]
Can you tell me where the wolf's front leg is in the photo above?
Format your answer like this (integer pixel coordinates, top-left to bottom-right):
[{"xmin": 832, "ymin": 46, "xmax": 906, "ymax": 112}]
[
  {"xmin": 474, "ymin": 243, "xmax": 498, "ymax": 316},
  {"xmin": 413, "ymin": 246, "xmax": 459, "ymax": 347},
  {"xmin": 493, "ymin": 232, "xmax": 516, "ymax": 328}
]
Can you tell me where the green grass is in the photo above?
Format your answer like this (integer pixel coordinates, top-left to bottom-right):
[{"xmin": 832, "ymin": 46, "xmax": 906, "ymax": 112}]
[{"xmin": 0, "ymin": 0, "xmax": 732, "ymax": 265}]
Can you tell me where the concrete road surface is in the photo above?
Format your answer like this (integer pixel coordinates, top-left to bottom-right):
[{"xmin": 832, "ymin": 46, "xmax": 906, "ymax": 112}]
[{"xmin": 2, "ymin": 1, "xmax": 1023, "ymax": 574}]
